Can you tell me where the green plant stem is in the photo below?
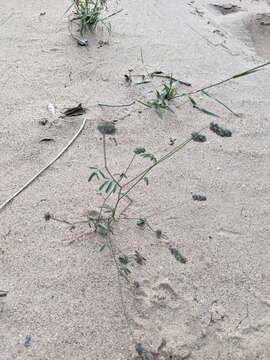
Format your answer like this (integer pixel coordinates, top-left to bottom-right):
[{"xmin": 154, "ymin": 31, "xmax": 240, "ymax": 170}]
[
  {"xmin": 138, "ymin": 62, "xmax": 270, "ymax": 115},
  {"xmin": 124, "ymin": 153, "xmax": 136, "ymax": 176},
  {"xmin": 121, "ymin": 138, "xmax": 192, "ymax": 199},
  {"xmin": 202, "ymin": 90, "xmax": 240, "ymax": 117},
  {"xmin": 99, "ymin": 151, "xmax": 136, "ymax": 221},
  {"xmin": 111, "ymin": 153, "xmax": 135, "ymax": 218},
  {"xmin": 102, "ymin": 134, "xmax": 121, "ymax": 187},
  {"xmin": 189, "ymin": 62, "xmax": 270, "ymax": 95},
  {"xmin": 50, "ymin": 216, "xmax": 90, "ymax": 227},
  {"xmin": 121, "ymin": 132, "xmax": 201, "ymax": 190},
  {"xmin": 106, "ymin": 235, "xmax": 136, "ymax": 344},
  {"xmin": 151, "ymin": 73, "xmax": 191, "ymax": 87},
  {"xmin": 113, "ymin": 128, "xmax": 207, "ymax": 216}
]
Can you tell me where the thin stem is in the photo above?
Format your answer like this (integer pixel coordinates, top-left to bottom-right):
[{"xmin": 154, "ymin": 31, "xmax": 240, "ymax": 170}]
[
  {"xmin": 151, "ymin": 73, "xmax": 191, "ymax": 87},
  {"xmin": 115, "ymin": 129, "xmax": 206, "ymax": 214},
  {"xmin": 97, "ymin": 192, "xmax": 112, "ymax": 223},
  {"xmin": 50, "ymin": 216, "xmax": 90, "ymax": 227},
  {"xmin": 122, "ymin": 132, "xmax": 200, "ymax": 190},
  {"xmin": 124, "ymin": 153, "xmax": 136, "ymax": 176},
  {"xmin": 93, "ymin": 0, "xmax": 99, "ymax": 12},
  {"xmin": 99, "ymin": 147, "xmax": 135, "ymax": 221},
  {"xmin": 103, "ymin": 135, "xmax": 121, "ymax": 187},
  {"xmin": 202, "ymin": 90, "xmax": 240, "ymax": 117},
  {"xmin": 98, "ymin": 135, "xmax": 123, "ymax": 222},
  {"xmin": 106, "ymin": 235, "xmax": 136, "ymax": 344},
  {"xmin": 112, "ymin": 189, "xmax": 122, "ymax": 219},
  {"xmin": 189, "ymin": 62, "xmax": 270, "ymax": 95}
]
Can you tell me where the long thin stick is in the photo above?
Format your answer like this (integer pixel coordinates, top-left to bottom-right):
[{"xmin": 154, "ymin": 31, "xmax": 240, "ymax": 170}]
[
  {"xmin": 0, "ymin": 118, "xmax": 87, "ymax": 213},
  {"xmin": 98, "ymin": 101, "xmax": 135, "ymax": 108}
]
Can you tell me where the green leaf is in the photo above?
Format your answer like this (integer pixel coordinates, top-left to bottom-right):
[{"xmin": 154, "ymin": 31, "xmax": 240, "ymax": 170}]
[
  {"xmin": 100, "ymin": 241, "xmax": 109, "ymax": 252},
  {"xmin": 136, "ymin": 218, "xmax": 145, "ymax": 226},
  {"xmin": 105, "ymin": 180, "xmax": 114, "ymax": 193},
  {"xmin": 98, "ymin": 170, "xmax": 106, "ymax": 178},
  {"xmin": 198, "ymin": 107, "xmax": 219, "ymax": 117},
  {"xmin": 202, "ymin": 90, "xmax": 240, "ymax": 117},
  {"xmin": 189, "ymin": 97, "xmax": 219, "ymax": 118},
  {"xmin": 99, "ymin": 180, "xmax": 110, "ymax": 191},
  {"xmin": 100, "ymin": 203, "xmax": 113, "ymax": 213},
  {"xmin": 88, "ymin": 172, "xmax": 99, "ymax": 182},
  {"xmin": 141, "ymin": 153, "xmax": 157, "ymax": 163},
  {"xmin": 119, "ymin": 255, "xmax": 129, "ymax": 265},
  {"xmin": 166, "ymin": 105, "xmax": 174, "ymax": 114},
  {"xmin": 98, "ymin": 222, "xmax": 109, "ymax": 234},
  {"xmin": 189, "ymin": 96, "xmax": 197, "ymax": 106},
  {"xmin": 120, "ymin": 173, "xmax": 128, "ymax": 179},
  {"xmin": 143, "ymin": 177, "xmax": 149, "ymax": 186},
  {"xmin": 169, "ymin": 247, "xmax": 187, "ymax": 264}
]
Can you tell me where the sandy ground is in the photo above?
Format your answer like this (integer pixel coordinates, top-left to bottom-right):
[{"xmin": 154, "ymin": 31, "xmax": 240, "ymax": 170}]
[{"xmin": 1, "ymin": 0, "xmax": 270, "ymax": 359}]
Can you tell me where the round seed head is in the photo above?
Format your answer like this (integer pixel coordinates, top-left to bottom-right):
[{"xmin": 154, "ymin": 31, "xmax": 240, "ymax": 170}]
[
  {"xmin": 191, "ymin": 132, "xmax": 207, "ymax": 143},
  {"xmin": 97, "ymin": 121, "xmax": 116, "ymax": 135}
]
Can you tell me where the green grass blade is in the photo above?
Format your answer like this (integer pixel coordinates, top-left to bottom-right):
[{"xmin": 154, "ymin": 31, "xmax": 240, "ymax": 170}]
[{"xmin": 202, "ymin": 90, "xmax": 240, "ymax": 117}]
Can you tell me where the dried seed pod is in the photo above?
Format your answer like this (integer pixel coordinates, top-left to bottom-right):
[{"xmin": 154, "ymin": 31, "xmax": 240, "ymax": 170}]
[
  {"xmin": 192, "ymin": 194, "xmax": 207, "ymax": 201},
  {"xmin": 210, "ymin": 122, "xmax": 232, "ymax": 137},
  {"xmin": 134, "ymin": 147, "xmax": 146, "ymax": 154},
  {"xmin": 191, "ymin": 132, "xmax": 207, "ymax": 143}
]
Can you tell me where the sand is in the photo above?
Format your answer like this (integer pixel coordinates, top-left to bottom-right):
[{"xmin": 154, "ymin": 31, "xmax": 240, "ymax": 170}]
[{"xmin": 1, "ymin": 0, "xmax": 270, "ymax": 359}]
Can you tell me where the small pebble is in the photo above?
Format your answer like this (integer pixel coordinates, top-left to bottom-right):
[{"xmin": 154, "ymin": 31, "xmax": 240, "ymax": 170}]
[
  {"xmin": 24, "ymin": 335, "xmax": 32, "ymax": 348},
  {"xmin": 77, "ymin": 37, "xmax": 88, "ymax": 46},
  {"xmin": 47, "ymin": 103, "xmax": 56, "ymax": 115}
]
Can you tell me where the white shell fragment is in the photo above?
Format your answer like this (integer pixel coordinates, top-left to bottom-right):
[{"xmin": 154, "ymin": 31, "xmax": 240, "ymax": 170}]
[{"xmin": 47, "ymin": 103, "xmax": 56, "ymax": 115}]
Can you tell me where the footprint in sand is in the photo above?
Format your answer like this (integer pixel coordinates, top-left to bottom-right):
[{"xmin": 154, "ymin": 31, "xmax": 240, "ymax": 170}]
[{"xmin": 135, "ymin": 279, "xmax": 179, "ymax": 310}]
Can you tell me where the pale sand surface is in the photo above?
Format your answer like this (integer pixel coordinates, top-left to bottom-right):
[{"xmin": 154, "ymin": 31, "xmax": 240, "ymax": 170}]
[{"xmin": 1, "ymin": 0, "xmax": 270, "ymax": 359}]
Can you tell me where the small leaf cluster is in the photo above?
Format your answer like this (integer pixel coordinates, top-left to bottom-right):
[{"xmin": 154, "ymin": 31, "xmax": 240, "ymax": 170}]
[
  {"xmin": 72, "ymin": 0, "xmax": 110, "ymax": 35},
  {"xmin": 140, "ymin": 78, "xmax": 178, "ymax": 117},
  {"xmin": 210, "ymin": 122, "xmax": 232, "ymax": 137},
  {"xmin": 118, "ymin": 255, "xmax": 131, "ymax": 274},
  {"xmin": 134, "ymin": 147, "xmax": 157, "ymax": 164}
]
